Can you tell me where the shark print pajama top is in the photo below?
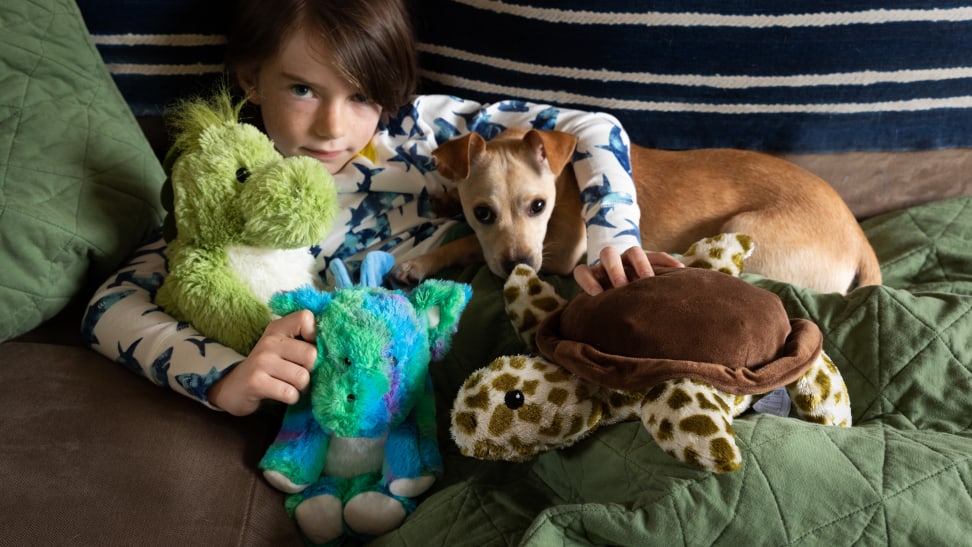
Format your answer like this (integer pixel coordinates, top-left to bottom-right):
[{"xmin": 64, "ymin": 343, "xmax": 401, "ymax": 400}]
[{"xmin": 82, "ymin": 94, "xmax": 644, "ymax": 406}]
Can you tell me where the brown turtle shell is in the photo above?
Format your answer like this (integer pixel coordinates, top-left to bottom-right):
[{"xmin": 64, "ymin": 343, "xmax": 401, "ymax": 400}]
[{"xmin": 535, "ymin": 267, "xmax": 823, "ymax": 395}]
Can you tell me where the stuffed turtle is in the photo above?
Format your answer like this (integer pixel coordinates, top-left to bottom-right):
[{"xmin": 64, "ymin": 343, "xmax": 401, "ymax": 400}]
[{"xmin": 450, "ymin": 234, "xmax": 852, "ymax": 473}]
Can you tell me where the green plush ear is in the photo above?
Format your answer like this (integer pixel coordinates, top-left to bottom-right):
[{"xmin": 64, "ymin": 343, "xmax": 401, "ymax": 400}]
[{"xmin": 408, "ymin": 280, "xmax": 472, "ymax": 360}]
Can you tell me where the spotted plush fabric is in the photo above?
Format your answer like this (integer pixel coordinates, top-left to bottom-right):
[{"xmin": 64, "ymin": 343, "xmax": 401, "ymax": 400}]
[{"xmin": 451, "ymin": 234, "xmax": 852, "ymax": 475}]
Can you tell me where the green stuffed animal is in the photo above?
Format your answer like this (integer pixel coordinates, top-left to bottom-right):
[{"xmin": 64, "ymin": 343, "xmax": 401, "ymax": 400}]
[
  {"xmin": 155, "ymin": 88, "xmax": 338, "ymax": 354},
  {"xmin": 260, "ymin": 251, "xmax": 472, "ymax": 545}
]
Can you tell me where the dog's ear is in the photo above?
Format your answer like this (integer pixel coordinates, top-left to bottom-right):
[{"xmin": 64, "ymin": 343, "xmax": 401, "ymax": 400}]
[
  {"xmin": 433, "ymin": 132, "xmax": 486, "ymax": 181},
  {"xmin": 524, "ymin": 130, "xmax": 578, "ymax": 176}
]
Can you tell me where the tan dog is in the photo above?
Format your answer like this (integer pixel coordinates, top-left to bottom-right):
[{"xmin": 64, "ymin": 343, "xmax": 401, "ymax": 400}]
[{"xmin": 389, "ymin": 129, "xmax": 882, "ymax": 293}]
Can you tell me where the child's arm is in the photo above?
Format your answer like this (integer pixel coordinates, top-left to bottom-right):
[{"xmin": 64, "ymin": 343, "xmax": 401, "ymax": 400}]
[
  {"xmin": 82, "ymin": 234, "xmax": 314, "ymax": 411},
  {"xmin": 361, "ymin": 95, "xmax": 663, "ymax": 285}
]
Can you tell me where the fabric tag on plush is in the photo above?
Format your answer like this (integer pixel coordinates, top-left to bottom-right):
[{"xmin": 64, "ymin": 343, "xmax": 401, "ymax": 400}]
[{"xmin": 753, "ymin": 387, "xmax": 792, "ymax": 417}]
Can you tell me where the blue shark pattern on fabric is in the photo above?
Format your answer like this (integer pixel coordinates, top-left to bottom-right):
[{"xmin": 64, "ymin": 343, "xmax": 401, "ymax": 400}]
[
  {"xmin": 150, "ymin": 348, "xmax": 173, "ymax": 388},
  {"xmin": 382, "ymin": 103, "xmax": 422, "ymax": 138},
  {"xmin": 390, "ymin": 143, "xmax": 437, "ymax": 174},
  {"xmin": 116, "ymin": 339, "xmax": 146, "ymax": 379},
  {"xmin": 176, "ymin": 367, "xmax": 228, "ymax": 402},
  {"xmin": 597, "ymin": 126, "xmax": 632, "ymax": 174},
  {"xmin": 531, "ymin": 107, "xmax": 560, "ymax": 131},
  {"xmin": 82, "ymin": 290, "xmax": 134, "ymax": 347},
  {"xmin": 83, "ymin": 94, "xmax": 642, "ymax": 406},
  {"xmin": 432, "ymin": 118, "xmax": 462, "ymax": 146},
  {"xmin": 185, "ymin": 337, "xmax": 220, "ymax": 357},
  {"xmin": 580, "ymin": 174, "xmax": 640, "ymax": 245}
]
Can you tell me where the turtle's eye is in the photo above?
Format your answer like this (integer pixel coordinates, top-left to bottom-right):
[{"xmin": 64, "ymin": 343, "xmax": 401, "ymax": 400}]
[
  {"xmin": 504, "ymin": 390, "xmax": 525, "ymax": 409},
  {"xmin": 235, "ymin": 167, "xmax": 250, "ymax": 183}
]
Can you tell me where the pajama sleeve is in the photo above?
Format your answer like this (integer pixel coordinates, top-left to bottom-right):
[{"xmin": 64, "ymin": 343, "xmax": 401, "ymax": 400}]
[{"xmin": 82, "ymin": 233, "xmax": 243, "ymax": 408}]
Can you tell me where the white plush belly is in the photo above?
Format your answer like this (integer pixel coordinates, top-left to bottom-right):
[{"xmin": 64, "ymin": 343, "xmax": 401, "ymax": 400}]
[
  {"xmin": 323, "ymin": 435, "xmax": 388, "ymax": 479},
  {"xmin": 225, "ymin": 245, "xmax": 319, "ymax": 305}
]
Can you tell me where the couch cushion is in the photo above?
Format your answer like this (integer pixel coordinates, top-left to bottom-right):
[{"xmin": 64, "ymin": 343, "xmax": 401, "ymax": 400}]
[
  {"xmin": 413, "ymin": 1, "xmax": 972, "ymax": 153},
  {"xmin": 0, "ymin": 341, "xmax": 302, "ymax": 545},
  {"xmin": 0, "ymin": 0, "xmax": 166, "ymax": 342}
]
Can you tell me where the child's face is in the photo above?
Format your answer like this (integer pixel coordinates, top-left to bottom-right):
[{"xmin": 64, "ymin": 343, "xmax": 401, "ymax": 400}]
[{"xmin": 240, "ymin": 25, "xmax": 382, "ymax": 174}]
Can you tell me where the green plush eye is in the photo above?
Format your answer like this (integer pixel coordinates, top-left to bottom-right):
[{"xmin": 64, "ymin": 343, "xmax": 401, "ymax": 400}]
[{"xmin": 235, "ymin": 167, "xmax": 250, "ymax": 183}]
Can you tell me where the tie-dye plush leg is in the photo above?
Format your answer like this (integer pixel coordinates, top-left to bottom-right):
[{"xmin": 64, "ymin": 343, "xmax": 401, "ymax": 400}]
[
  {"xmin": 287, "ymin": 476, "xmax": 346, "ymax": 546},
  {"xmin": 261, "ymin": 395, "xmax": 330, "ymax": 492},
  {"xmin": 640, "ymin": 379, "xmax": 753, "ymax": 473},
  {"xmin": 786, "ymin": 351, "xmax": 852, "ymax": 427},
  {"xmin": 343, "ymin": 473, "xmax": 411, "ymax": 540},
  {"xmin": 384, "ymin": 389, "xmax": 441, "ymax": 498},
  {"xmin": 503, "ymin": 265, "xmax": 567, "ymax": 350}
]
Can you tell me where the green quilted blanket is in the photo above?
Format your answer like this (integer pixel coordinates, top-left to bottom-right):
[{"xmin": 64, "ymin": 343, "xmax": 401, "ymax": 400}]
[{"xmin": 377, "ymin": 195, "xmax": 972, "ymax": 546}]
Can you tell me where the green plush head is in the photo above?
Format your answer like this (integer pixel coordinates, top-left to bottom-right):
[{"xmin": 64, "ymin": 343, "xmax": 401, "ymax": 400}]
[
  {"xmin": 155, "ymin": 88, "xmax": 339, "ymax": 354},
  {"xmin": 162, "ymin": 88, "xmax": 337, "ymax": 249}
]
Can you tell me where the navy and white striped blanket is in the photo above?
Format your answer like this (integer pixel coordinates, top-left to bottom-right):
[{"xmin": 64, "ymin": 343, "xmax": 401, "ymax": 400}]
[{"xmin": 79, "ymin": 0, "xmax": 972, "ymax": 153}]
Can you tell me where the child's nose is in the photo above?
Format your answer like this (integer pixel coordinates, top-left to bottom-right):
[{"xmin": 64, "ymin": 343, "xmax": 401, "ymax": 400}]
[{"xmin": 313, "ymin": 101, "xmax": 345, "ymax": 139}]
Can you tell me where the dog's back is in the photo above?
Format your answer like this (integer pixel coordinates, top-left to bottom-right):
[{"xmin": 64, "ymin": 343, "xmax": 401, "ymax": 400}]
[{"xmin": 628, "ymin": 146, "xmax": 881, "ymax": 293}]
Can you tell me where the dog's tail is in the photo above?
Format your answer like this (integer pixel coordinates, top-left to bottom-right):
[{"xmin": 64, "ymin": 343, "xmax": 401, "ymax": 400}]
[{"xmin": 856, "ymin": 243, "xmax": 883, "ymax": 287}]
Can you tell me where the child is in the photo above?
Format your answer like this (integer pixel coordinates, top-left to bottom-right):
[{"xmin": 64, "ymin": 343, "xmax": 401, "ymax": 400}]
[{"xmin": 83, "ymin": 0, "xmax": 680, "ymax": 416}]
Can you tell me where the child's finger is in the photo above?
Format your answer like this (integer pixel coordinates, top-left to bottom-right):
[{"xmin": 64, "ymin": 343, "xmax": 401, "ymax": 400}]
[
  {"xmin": 597, "ymin": 246, "xmax": 629, "ymax": 289},
  {"xmin": 573, "ymin": 264, "xmax": 604, "ymax": 295},
  {"xmin": 621, "ymin": 246, "xmax": 654, "ymax": 279}
]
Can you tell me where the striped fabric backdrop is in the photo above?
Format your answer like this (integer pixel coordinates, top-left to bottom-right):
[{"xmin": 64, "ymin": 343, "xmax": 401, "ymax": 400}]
[
  {"xmin": 78, "ymin": 0, "xmax": 972, "ymax": 153},
  {"xmin": 412, "ymin": 0, "xmax": 972, "ymax": 153},
  {"xmin": 77, "ymin": 0, "xmax": 230, "ymax": 117}
]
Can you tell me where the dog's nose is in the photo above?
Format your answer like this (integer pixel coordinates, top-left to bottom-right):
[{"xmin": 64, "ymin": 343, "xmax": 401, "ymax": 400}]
[{"xmin": 503, "ymin": 257, "xmax": 536, "ymax": 276}]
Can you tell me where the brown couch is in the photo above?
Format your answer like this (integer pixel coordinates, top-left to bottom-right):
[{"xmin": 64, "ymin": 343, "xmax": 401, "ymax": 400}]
[
  {"xmin": 3, "ymin": 297, "xmax": 303, "ymax": 544},
  {"xmin": 3, "ymin": 1, "xmax": 972, "ymax": 546}
]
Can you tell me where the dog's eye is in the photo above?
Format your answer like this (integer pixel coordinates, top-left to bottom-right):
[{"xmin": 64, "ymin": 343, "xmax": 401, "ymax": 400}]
[
  {"xmin": 529, "ymin": 199, "xmax": 546, "ymax": 215},
  {"xmin": 473, "ymin": 206, "xmax": 495, "ymax": 225}
]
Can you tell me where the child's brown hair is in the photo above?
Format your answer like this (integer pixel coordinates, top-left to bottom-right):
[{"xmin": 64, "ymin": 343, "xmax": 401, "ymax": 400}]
[{"xmin": 225, "ymin": 0, "xmax": 418, "ymax": 114}]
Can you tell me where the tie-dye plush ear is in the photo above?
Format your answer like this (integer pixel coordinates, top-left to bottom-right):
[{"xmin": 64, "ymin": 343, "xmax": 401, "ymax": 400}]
[
  {"xmin": 268, "ymin": 284, "xmax": 334, "ymax": 318},
  {"xmin": 408, "ymin": 279, "xmax": 473, "ymax": 360}
]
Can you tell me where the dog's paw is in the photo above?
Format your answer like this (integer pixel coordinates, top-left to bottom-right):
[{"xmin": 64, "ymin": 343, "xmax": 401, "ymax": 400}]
[
  {"xmin": 429, "ymin": 189, "xmax": 464, "ymax": 218},
  {"xmin": 388, "ymin": 260, "xmax": 427, "ymax": 286}
]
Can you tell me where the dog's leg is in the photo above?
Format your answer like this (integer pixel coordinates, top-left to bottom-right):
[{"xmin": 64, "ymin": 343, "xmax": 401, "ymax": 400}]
[{"xmin": 388, "ymin": 234, "xmax": 484, "ymax": 285}]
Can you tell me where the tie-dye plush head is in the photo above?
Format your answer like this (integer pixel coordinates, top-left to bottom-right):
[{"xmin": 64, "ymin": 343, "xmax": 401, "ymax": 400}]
[{"xmin": 268, "ymin": 253, "xmax": 471, "ymax": 438}]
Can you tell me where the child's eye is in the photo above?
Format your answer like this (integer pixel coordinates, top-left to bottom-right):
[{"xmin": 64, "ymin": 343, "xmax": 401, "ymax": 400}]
[
  {"xmin": 290, "ymin": 84, "xmax": 313, "ymax": 98},
  {"xmin": 351, "ymin": 93, "xmax": 370, "ymax": 104}
]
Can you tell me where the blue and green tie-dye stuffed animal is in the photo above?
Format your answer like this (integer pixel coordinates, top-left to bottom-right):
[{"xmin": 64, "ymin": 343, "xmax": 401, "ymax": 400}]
[{"xmin": 259, "ymin": 251, "xmax": 472, "ymax": 546}]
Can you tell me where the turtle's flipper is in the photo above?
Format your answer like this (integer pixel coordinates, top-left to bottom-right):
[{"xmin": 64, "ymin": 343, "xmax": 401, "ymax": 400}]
[
  {"xmin": 787, "ymin": 351, "xmax": 852, "ymax": 427},
  {"xmin": 640, "ymin": 379, "xmax": 752, "ymax": 473}
]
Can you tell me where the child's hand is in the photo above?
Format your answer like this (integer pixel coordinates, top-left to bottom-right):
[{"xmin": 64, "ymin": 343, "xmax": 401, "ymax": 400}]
[
  {"xmin": 207, "ymin": 310, "xmax": 317, "ymax": 416},
  {"xmin": 573, "ymin": 246, "xmax": 684, "ymax": 295}
]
